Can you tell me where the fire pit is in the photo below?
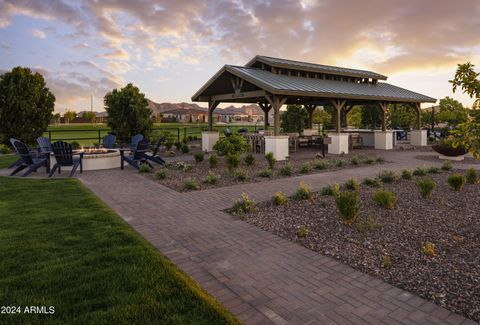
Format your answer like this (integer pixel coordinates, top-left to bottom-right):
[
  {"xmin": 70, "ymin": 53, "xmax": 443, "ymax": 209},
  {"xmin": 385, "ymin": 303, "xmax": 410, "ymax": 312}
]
[{"xmin": 79, "ymin": 147, "xmax": 121, "ymax": 170}]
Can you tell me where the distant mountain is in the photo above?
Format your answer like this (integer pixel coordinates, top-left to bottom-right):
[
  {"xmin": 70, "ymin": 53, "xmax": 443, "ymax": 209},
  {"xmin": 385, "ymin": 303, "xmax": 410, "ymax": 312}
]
[
  {"xmin": 146, "ymin": 99, "xmax": 262, "ymax": 115},
  {"xmin": 77, "ymin": 110, "xmax": 108, "ymax": 117}
]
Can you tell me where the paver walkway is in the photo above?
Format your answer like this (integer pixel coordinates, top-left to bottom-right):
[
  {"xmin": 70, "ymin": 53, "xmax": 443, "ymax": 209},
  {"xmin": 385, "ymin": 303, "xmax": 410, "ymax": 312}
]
[{"xmin": 75, "ymin": 151, "xmax": 479, "ymax": 325}]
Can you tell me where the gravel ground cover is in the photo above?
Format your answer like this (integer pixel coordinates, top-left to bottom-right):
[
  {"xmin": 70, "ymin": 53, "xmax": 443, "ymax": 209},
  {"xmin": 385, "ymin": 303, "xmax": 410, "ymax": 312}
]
[
  {"xmin": 235, "ymin": 170, "xmax": 480, "ymax": 322},
  {"xmin": 144, "ymin": 152, "xmax": 386, "ymax": 192}
]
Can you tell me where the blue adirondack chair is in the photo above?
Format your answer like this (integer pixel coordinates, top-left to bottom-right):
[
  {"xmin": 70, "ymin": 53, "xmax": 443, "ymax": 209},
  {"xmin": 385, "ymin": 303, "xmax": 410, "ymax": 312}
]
[
  {"xmin": 9, "ymin": 138, "xmax": 48, "ymax": 177},
  {"xmin": 145, "ymin": 137, "xmax": 166, "ymax": 165},
  {"xmin": 130, "ymin": 134, "xmax": 144, "ymax": 151},
  {"xmin": 36, "ymin": 137, "xmax": 53, "ymax": 172},
  {"xmin": 120, "ymin": 139, "xmax": 150, "ymax": 170},
  {"xmin": 102, "ymin": 134, "xmax": 116, "ymax": 149},
  {"xmin": 49, "ymin": 141, "xmax": 84, "ymax": 177}
]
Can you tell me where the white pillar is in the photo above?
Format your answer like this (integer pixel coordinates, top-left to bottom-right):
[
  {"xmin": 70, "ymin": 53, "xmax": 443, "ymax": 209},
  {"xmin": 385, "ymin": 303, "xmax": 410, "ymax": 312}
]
[
  {"xmin": 202, "ymin": 131, "xmax": 219, "ymax": 152},
  {"xmin": 327, "ymin": 133, "xmax": 349, "ymax": 155},
  {"xmin": 264, "ymin": 136, "xmax": 289, "ymax": 161},
  {"xmin": 374, "ymin": 131, "xmax": 393, "ymax": 150},
  {"xmin": 410, "ymin": 130, "xmax": 427, "ymax": 146}
]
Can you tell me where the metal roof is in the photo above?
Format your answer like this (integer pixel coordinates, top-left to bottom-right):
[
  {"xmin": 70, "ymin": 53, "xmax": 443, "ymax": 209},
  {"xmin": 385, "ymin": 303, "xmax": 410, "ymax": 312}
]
[
  {"xmin": 226, "ymin": 66, "xmax": 436, "ymax": 103},
  {"xmin": 246, "ymin": 55, "xmax": 388, "ymax": 80}
]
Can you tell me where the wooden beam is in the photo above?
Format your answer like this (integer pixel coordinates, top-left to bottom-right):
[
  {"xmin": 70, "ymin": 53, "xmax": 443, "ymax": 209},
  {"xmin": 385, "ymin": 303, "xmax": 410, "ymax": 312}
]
[
  {"xmin": 414, "ymin": 102, "xmax": 421, "ymax": 130},
  {"xmin": 208, "ymin": 101, "xmax": 219, "ymax": 131},
  {"xmin": 211, "ymin": 90, "xmax": 266, "ymax": 102},
  {"xmin": 304, "ymin": 104, "xmax": 317, "ymax": 129},
  {"xmin": 342, "ymin": 105, "xmax": 354, "ymax": 128},
  {"xmin": 259, "ymin": 102, "xmax": 272, "ymax": 129},
  {"xmin": 268, "ymin": 96, "xmax": 287, "ymax": 135},
  {"xmin": 331, "ymin": 99, "xmax": 346, "ymax": 133}
]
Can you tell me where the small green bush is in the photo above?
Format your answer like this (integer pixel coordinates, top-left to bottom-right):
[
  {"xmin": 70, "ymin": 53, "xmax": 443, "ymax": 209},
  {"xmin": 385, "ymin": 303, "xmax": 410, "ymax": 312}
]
[
  {"xmin": 428, "ymin": 166, "xmax": 440, "ymax": 174},
  {"xmin": 293, "ymin": 182, "xmax": 312, "ymax": 200},
  {"xmin": 401, "ymin": 169, "xmax": 413, "ymax": 180},
  {"xmin": 182, "ymin": 178, "xmax": 200, "ymax": 191},
  {"xmin": 350, "ymin": 156, "xmax": 360, "ymax": 165},
  {"xmin": 175, "ymin": 142, "xmax": 182, "ymax": 151},
  {"xmin": 321, "ymin": 183, "xmax": 340, "ymax": 196},
  {"xmin": 139, "ymin": 164, "xmax": 153, "ymax": 173},
  {"xmin": 167, "ymin": 151, "xmax": 176, "ymax": 157},
  {"xmin": 208, "ymin": 154, "xmax": 218, "ymax": 168},
  {"xmin": 165, "ymin": 141, "xmax": 174, "ymax": 150},
  {"xmin": 272, "ymin": 192, "xmax": 288, "ymax": 206},
  {"xmin": 175, "ymin": 161, "xmax": 192, "ymax": 172},
  {"xmin": 258, "ymin": 168, "xmax": 273, "ymax": 178},
  {"xmin": 335, "ymin": 159, "xmax": 346, "ymax": 167},
  {"xmin": 225, "ymin": 153, "xmax": 240, "ymax": 170},
  {"xmin": 356, "ymin": 216, "xmax": 382, "ymax": 233},
  {"xmin": 373, "ymin": 189, "xmax": 396, "ymax": 209},
  {"xmin": 244, "ymin": 153, "xmax": 255, "ymax": 166},
  {"xmin": 296, "ymin": 226, "xmax": 308, "ymax": 238},
  {"xmin": 376, "ymin": 156, "xmax": 385, "ymax": 163},
  {"xmin": 213, "ymin": 134, "xmax": 249, "ymax": 156},
  {"xmin": 71, "ymin": 141, "xmax": 80, "ymax": 150},
  {"xmin": 313, "ymin": 160, "xmax": 328, "ymax": 170},
  {"xmin": 203, "ymin": 171, "xmax": 219, "ymax": 184},
  {"xmin": 231, "ymin": 193, "xmax": 255, "ymax": 214},
  {"xmin": 335, "ymin": 190, "xmax": 361, "ymax": 224},
  {"xmin": 382, "ymin": 255, "xmax": 392, "ymax": 268},
  {"xmin": 466, "ymin": 168, "xmax": 479, "ymax": 184},
  {"xmin": 154, "ymin": 170, "xmax": 167, "ymax": 180},
  {"xmin": 441, "ymin": 161, "xmax": 452, "ymax": 171},
  {"xmin": 300, "ymin": 163, "xmax": 312, "ymax": 174},
  {"xmin": 413, "ymin": 167, "xmax": 428, "ymax": 176},
  {"xmin": 232, "ymin": 168, "xmax": 249, "ymax": 181},
  {"xmin": 447, "ymin": 173, "xmax": 466, "ymax": 191},
  {"xmin": 181, "ymin": 143, "xmax": 189, "ymax": 154},
  {"xmin": 265, "ymin": 152, "xmax": 276, "ymax": 169},
  {"xmin": 363, "ymin": 177, "xmax": 381, "ymax": 187},
  {"xmin": 193, "ymin": 152, "xmax": 204, "ymax": 163},
  {"xmin": 416, "ymin": 178, "xmax": 436, "ymax": 198},
  {"xmin": 377, "ymin": 170, "xmax": 399, "ymax": 183},
  {"xmin": 344, "ymin": 177, "xmax": 360, "ymax": 191},
  {"xmin": 365, "ymin": 157, "xmax": 375, "ymax": 164},
  {"xmin": 279, "ymin": 163, "xmax": 293, "ymax": 176},
  {"xmin": 0, "ymin": 144, "xmax": 11, "ymax": 154}
]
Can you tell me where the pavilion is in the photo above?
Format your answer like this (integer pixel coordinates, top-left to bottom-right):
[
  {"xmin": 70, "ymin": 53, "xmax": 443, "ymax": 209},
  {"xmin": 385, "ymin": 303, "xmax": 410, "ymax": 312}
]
[{"xmin": 192, "ymin": 55, "xmax": 436, "ymax": 160}]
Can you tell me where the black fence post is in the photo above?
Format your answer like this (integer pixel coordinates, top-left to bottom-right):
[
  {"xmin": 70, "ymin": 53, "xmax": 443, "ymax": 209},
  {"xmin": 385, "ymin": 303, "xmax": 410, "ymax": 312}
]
[
  {"xmin": 48, "ymin": 131, "xmax": 52, "ymax": 140},
  {"xmin": 184, "ymin": 128, "xmax": 187, "ymax": 140},
  {"xmin": 98, "ymin": 130, "xmax": 101, "ymax": 144},
  {"xmin": 177, "ymin": 128, "xmax": 180, "ymax": 142}
]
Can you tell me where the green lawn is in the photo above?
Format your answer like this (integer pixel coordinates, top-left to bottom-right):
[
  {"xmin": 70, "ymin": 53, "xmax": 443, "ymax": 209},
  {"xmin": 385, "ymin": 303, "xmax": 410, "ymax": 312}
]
[
  {"xmin": 0, "ymin": 155, "xmax": 16, "ymax": 169},
  {"xmin": 0, "ymin": 177, "xmax": 240, "ymax": 325}
]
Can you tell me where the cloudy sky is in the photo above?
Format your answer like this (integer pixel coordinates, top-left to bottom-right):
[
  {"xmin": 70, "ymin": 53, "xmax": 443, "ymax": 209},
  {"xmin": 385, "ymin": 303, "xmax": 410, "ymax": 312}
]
[{"xmin": 1, "ymin": 0, "xmax": 479, "ymax": 112}]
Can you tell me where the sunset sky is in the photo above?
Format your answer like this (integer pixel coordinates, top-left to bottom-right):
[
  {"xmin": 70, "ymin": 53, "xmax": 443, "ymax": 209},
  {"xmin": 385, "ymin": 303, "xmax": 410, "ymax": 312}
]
[{"xmin": 0, "ymin": 0, "xmax": 479, "ymax": 112}]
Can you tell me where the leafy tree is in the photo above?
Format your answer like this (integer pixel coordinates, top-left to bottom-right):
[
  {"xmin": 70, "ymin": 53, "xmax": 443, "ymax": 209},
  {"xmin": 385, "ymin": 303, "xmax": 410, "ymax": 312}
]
[
  {"xmin": 312, "ymin": 107, "xmax": 331, "ymax": 126},
  {"xmin": 360, "ymin": 104, "xmax": 382, "ymax": 129},
  {"xmin": 64, "ymin": 110, "xmax": 77, "ymax": 123},
  {"xmin": 82, "ymin": 111, "xmax": 96, "ymax": 123},
  {"xmin": 450, "ymin": 62, "xmax": 480, "ymax": 108},
  {"xmin": 53, "ymin": 113, "xmax": 61, "ymax": 124},
  {"xmin": 280, "ymin": 105, "xmax": 308, "ymax": 133},
  {"xmin": 347, "ymin": 106, "xmax": 362, "ymax": 127},
  {"xmin": 436, "ymin": 97, "xmax": 468, "ymax": 127},
  {"xmin": 389, "ymin": 104, "xmax": 416, "ymax": 129},
  {"xmin": 0, "ymin": 67, "xmax": 55, "ymax": 145},
  {"xmin": 104, "ymin": 83, "xmax": 153, "ymax": 140}
]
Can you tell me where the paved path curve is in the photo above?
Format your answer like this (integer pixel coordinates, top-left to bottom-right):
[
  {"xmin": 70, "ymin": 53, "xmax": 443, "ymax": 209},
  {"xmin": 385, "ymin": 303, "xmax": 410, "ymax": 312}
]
[{"xmin": 76, "ymin": 151, "xmax": 479, "ymax": 324}]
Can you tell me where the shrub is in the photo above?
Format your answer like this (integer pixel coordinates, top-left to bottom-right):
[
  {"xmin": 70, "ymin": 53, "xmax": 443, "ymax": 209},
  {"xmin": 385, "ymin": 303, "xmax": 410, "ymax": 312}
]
[
  {"xmin": 356, "ymin": 216, "xmax": 382, "ymax": 233},
  {"xmin": 265, "ymin": 152, "xmax": 276, "ymax": 169},
  {"xmin": 203, "ymin": 171, "xmax": 219, "ymax": 184},
  {"xmin": 373, "ymin": 190, "xmax": 396, "ymax": 209},
  {"xmin": 321, "ymin": 183, "xmax": 340, "ymax": 196},
  {"xmin": 365, "ymin": 157, "xmax": 375, "ymax": 164},
  {"xmin": 154, "ymin": 170, "xmax": 167, "ymax": 180},
  {"xmin": 363, "ymin": 177, "xmax": 381, "ymax": 187},
  {"xmin": 244, "ymin": 153, "xmax": 255, "ymax": 166},
  {"xmin": 182, "ymin": 178, "xmax": 200, "ymax": 191},
  {"xmin": 335, "ymin": 190, "xmax": 361, "ymax": 224},
  {"xmin": 167, "ymin": 151, "xmax": 176, "ymax": 157},
  {"xmin": 272, "ymin": 192, "xmax": 288, "ymax": 206},
  {"xmin": 422, "ymin": 242, "xmax": 436, "ymax": 257},
  {"xmin": 181, "ymin": 143, "xmax": 189, "ymax": 154},
  {"xmin": 174, "ymin": 142, "xmax": 182, "ymax": 151},
  {"xmin": 279, "ymin": 163, "xmax": 293, "ymax": 176},
  {"xmin": 213, "ymin": 134, "xmax": 249, "ymax": 156},
  {"xmin": 175, "ymin": 161, "xmax": 192, "ymax": 172},
  {"xmin": 413, "ymin": 167, "xmax": 428, "ymax": 176},
  {"xmin": 432, "ymin": 138, "xmax": 467, "ymax": 157},
  {"xmin": 466, "ymin": 168, "xmax": 479, "ymax": 184},
  {"xmin": 208, "ymin": 154, "xmax": 218, "ymax": 168},
  {"xmin": 165, "ymin": 140, "xmax": 174, "ymax": 150},
  {"xmin": 231, "ymin": 193, "xmax": 255, "ymax": 214},
  {"xmin": 344, "ymin": 177, "xmax": 360, "ymax": 191},
  {"xmin": 447, "ymin": 173, "xmax": 466, "ymax": 191},
  {"xmin": 376, "ymin": 156, "xmax": 385, "ymax": 163},
  {"xmin": 232, "ymin": 168, "xmax": 249, "ymax": 181},
  {"xmin": 296, "ymin": 226, "xmax": 308, "ymax": 238},
  {"xmin": 300, "ymin": 163, "xmax": 312, "ymax": 174},
  {"xmin": 441, "ymin": 161, "xmax": 453, "ymax": 171},
  {"xmin": 350, "ymin": 156, "xmax": 360, "ymax": 165},
  {"xmin": 293, "ymin": 182, "xmax": 312, "ymax": 200},
  {"xmin": 225, "ymin": 153, "xmax": 240, "ymax": 170},
  {"xmin": 335, "ymin": 159, "xmax": 345, "ymax": 167},
  {"xmin": 71, "ymin": 141, "xmax": 80, "ymax": 150},
  {"xmin": 416, "ymin": 178, "xmax": 436, "ymax": 198},
  {"xmin": 0, "ymin": 144, "xmax": 11, "ymax": 154},
  {"xmin": 427, "ymin": 166, "xmax": 440, "ymax": 174},
  {"xmin": 377, "ymin": 170, "xmax": 399, "ymax": 183},
  {"xmin": 401, "ymin": 169, "xmax": 413, "ymax": 180},
  {"xmin": 139, "ymin": 164, "xmax": 152, "ymax": 173},
  {"xmin": 382, "ymin": 255, "xmax": 392, "ymax": 268},
  {"xmin": 313, "ymin": 160, "xmax": 328, "ymax": 170},
  {"xmin": 193, "ymin": 152, "xmax": 204, "ymax": 163},
  {"xmin": 258, "ymin": 168, "xmax": 273, "ymax": 178}
]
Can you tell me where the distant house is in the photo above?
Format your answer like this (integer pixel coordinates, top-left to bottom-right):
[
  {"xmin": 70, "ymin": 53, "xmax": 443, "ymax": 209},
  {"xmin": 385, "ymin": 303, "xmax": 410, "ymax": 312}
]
[{"xmin": 162, "ymin": 108, "xmax": 208, "ymax": 123}]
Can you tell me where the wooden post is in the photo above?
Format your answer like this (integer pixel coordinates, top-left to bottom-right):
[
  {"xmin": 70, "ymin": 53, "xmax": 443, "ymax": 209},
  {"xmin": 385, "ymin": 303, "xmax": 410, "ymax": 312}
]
[
  {"xmin": 304, "ymin": 104, "xmax": 317, "ymax": 129},
  {"xmin": 379, "ymin": 102, "xmax": 389, "ymax": 131},
  {"xmin": 331, "ymin": 99, "xmax": 346, "ymax": 133},
  {"xmin": 259, "ymin": 102, "xmax": 272, "ymax": 130},
  {"xmin": 342, "ymin": 105, "xmax": 354, "ymax": 128},
  {"xmin": 208, "ymin": 101, "xmax": 219, "ymax": 131},
  {"xmin": 266, "ymin": 96, "xmax": 287, "ymax": 136},
  {"xmin": 415, "ymin": 103, "xmax": 421, "ymax": 130}
]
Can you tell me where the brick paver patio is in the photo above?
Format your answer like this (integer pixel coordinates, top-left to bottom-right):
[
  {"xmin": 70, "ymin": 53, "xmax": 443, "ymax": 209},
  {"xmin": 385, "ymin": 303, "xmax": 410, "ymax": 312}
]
[{"xmin": 75, "ymin": 151, "xmax": 478, "ymax": 325}]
